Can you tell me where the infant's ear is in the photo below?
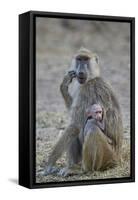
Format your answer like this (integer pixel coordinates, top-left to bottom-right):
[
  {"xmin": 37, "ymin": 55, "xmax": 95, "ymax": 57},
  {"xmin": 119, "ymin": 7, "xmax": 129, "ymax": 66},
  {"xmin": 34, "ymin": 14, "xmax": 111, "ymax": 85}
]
[
  {"xmin": 93, "ymin": 53, "xmax": 99, "ymax": 64},
  {"xmin": 85, "ymin": 108, "xmax": 89, "ymax": 114}
]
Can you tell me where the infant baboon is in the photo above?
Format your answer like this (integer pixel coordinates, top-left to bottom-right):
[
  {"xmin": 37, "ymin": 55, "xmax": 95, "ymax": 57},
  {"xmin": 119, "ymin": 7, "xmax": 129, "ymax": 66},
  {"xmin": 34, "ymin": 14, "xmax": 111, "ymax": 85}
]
[
  {"xmin": 81, "ymin": 104, "xmax": 117, "ymax": 172},
  {"xmin": 85, "ymin": 104, "xmax": 105, "ymax": 132},
  {"xmin": 79, "ymin": 104, "xmax": 105, "ymax": 144},
  {"xmin": 45, "ymin": 47, "xmax": 123, "ymax": 176}
]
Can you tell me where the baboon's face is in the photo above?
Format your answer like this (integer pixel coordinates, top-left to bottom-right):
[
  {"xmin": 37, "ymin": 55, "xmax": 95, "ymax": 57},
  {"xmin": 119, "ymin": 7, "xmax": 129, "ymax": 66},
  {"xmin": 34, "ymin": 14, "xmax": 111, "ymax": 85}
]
[
  {"xmin": 89, "ymin": 104, "xmax": 103, "ymax": 121},
  {"xmin": 75, "ymin": 55, "xmax": 90, "ymax": 84},
  {"xmin": 86, "ymin": 104, "xmax": 103, "ymax": 121}
]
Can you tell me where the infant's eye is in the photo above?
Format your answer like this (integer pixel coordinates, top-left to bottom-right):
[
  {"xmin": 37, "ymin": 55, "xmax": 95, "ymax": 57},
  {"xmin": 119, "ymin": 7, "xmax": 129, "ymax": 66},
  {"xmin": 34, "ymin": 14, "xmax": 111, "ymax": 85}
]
[{"xmin": 96, "ymin": 111, "xmax": 102, "ymax": 114}]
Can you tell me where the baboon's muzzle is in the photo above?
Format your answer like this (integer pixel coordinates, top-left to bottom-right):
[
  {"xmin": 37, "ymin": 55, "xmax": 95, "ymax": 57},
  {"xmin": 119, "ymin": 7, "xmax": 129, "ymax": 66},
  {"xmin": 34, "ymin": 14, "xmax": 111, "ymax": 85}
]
[{"xmin": 77, "ymin": 72, "xmax": 87, "ymax": 84}]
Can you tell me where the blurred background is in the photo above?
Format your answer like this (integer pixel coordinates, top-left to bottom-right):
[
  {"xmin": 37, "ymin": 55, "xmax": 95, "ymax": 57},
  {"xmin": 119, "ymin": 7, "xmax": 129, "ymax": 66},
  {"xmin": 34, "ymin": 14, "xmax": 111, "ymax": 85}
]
[{"xmin": 36, "ymin": 17, "xmax": 130, "ymax": 183}]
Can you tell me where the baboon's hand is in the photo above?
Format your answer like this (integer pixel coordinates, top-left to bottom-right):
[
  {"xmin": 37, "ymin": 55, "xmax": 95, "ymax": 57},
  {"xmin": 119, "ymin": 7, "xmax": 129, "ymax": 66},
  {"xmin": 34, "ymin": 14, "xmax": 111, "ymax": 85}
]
[
  {"xmin": 63, "ymin": 71, "xmax": 76, "ymax": 86},
  {"xmin": 68, "ymin": 70, "xmax": 76, "ymax": 80},
  {"xmin": 43, "ymin": 165, "xmax": 60, "ymax": 176}
]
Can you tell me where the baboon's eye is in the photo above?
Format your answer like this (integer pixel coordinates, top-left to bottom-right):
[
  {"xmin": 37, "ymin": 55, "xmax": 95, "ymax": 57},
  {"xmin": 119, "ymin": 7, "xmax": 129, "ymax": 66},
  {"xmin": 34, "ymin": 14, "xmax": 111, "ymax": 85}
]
[
  {"xmin": 77, "ymin": 57, "xmax": 82, "ymax": 61},
  {"xmin": 96, "ymin": 111, "xmax": 102, "ymax": 114},
  {"xmin": 76, "ymin": 56, "xmax": 89, "ymax": 62}
]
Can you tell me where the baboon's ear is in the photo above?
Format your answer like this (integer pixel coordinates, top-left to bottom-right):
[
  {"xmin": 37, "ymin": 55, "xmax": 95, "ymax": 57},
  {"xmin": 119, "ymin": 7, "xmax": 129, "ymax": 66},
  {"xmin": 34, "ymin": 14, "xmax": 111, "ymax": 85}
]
[
  {"xmin": 93, "ymin": 54, "xmax": 99, "ymax": 64},
  {"xmin": 67, "ymin": 58, "xmax": 76, "ymax": 73},
  {"xmin": 85, "ymin": 107, "xmax": 89, "ymax": 115},
  {"xmin": 102, "ymin": 107, "xmax": 105, "ymax": 119}
]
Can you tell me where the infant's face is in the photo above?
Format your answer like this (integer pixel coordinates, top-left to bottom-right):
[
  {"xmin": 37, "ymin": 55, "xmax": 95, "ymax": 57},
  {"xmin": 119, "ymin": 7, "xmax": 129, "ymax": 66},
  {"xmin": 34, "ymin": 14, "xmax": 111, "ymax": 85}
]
[{"xmin": 86, "ymin": 104, "xmax": 103, "ymax": 121}]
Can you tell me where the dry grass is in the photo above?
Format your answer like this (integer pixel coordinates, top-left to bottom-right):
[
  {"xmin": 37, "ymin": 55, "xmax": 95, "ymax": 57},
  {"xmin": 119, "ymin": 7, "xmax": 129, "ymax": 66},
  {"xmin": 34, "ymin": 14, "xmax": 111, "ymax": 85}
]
[{"xmin": 36, "ymin": 112, "xmax": 130, "ymax": 183}]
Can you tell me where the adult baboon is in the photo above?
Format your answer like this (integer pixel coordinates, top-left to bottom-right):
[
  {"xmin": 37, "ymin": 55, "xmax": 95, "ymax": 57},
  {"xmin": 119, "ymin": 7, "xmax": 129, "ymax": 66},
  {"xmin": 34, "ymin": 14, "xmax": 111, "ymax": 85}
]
[{"xmin": 45, "ymin": 47, "xmax": 123, "ymax": 176}]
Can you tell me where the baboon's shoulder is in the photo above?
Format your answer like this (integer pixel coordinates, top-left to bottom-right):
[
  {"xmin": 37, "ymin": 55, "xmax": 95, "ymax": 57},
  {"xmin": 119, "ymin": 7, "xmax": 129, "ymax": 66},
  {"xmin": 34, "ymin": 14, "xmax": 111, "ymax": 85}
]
[{"xmin": 87, "ymin": 77, "xmax": 110, "ymax": 89}]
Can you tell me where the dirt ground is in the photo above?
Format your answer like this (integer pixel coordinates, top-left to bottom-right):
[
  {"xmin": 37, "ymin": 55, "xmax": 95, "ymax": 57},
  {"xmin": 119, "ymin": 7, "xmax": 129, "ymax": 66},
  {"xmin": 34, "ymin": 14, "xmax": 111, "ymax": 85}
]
[{"xmin": 35, "ymin": 17, "xmax": 131, "ymax": 183}]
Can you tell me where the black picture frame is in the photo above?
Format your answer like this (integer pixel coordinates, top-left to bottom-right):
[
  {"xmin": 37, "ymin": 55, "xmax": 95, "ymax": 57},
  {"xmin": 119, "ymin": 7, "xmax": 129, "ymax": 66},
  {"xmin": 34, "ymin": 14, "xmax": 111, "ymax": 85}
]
[{"xmin": 19, "ymin": 11, "xmax": 135, "ymax": 189}]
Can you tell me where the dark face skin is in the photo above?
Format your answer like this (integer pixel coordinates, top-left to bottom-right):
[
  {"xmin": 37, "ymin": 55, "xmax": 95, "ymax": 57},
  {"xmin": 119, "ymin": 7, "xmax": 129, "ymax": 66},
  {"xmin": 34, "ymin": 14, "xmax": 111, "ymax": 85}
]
[{"xmin": 75, "ymin": 55, "xmax": 90, "ymax": 84}]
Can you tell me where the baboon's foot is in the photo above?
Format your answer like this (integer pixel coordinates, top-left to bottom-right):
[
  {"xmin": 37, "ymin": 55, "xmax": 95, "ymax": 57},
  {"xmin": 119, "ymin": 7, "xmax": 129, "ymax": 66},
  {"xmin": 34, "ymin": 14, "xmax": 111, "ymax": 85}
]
[
  {"xmin": 41, "ymin": 166, "xmax": 60, "ymax": 176},
  {"xmin": 58, "ymin": 167, "xmax": 76, "ymax": 177}
]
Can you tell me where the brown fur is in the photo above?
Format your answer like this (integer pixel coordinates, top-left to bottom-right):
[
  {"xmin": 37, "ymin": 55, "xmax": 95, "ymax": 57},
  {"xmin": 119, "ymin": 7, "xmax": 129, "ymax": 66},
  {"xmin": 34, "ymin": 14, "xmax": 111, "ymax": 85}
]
[{"xmin": 82, "ymin": 124, "xmax": 117, "ymax": 172}]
